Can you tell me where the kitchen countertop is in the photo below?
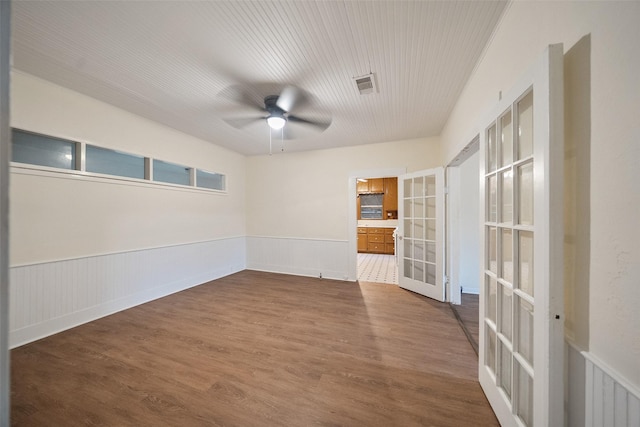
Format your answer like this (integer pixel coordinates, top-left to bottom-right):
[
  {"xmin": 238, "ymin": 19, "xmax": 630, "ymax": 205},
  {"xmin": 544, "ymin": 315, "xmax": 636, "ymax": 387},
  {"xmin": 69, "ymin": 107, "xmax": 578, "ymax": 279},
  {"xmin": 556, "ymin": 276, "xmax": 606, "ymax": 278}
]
[{"xmin": 357, "ymin": 220, "xmax": 398, "ymax": 228}]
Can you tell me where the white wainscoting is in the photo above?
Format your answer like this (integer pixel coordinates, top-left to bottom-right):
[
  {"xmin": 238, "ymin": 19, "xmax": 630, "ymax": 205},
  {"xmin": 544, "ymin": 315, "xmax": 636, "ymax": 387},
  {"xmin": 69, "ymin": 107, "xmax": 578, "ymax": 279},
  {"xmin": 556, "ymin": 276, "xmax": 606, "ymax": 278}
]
[
  {"xmin": 246, "ymin": 236, "xmax": 350, "ymax": 281},
  {"xmin": 584, "ymin": 351, "xmax": 640, "ymax": 427},
  {"xmin": 9, "ymin": 237, "xmax": 246, "ymax": 348}
]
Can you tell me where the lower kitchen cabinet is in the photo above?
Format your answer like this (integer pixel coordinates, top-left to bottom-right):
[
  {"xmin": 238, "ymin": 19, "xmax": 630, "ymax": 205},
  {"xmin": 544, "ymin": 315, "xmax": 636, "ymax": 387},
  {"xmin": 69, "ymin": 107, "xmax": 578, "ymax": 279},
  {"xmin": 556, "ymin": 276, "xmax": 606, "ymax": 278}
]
[{"xmin": 357, "ymin": 227, "xmax": 395, "ymax": 255}]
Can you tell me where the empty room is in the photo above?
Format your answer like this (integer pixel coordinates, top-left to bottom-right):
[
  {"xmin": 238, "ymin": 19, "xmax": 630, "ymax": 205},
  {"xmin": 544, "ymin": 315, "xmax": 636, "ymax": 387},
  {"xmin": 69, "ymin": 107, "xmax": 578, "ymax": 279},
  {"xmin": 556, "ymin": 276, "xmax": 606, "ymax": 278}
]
[{"xmin": 0, "ymin": 1, "xmax": 639, "ymax": 426}]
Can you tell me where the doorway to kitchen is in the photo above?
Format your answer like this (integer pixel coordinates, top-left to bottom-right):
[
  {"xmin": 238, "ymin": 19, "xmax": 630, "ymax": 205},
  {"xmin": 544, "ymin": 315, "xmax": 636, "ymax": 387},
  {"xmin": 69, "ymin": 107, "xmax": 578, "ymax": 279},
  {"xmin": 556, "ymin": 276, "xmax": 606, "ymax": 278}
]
[{"xmin": 348, "ymin": 168, "xmax": 405, "ymax": 284}]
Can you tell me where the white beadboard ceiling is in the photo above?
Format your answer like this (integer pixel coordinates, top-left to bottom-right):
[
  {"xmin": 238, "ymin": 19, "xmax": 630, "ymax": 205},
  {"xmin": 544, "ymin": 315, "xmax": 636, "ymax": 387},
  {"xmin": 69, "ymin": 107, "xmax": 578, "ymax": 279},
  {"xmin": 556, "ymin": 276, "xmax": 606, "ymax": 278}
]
[{"xmin": 12, "ymin": 1, "xmax": 507, "ymax": 156}]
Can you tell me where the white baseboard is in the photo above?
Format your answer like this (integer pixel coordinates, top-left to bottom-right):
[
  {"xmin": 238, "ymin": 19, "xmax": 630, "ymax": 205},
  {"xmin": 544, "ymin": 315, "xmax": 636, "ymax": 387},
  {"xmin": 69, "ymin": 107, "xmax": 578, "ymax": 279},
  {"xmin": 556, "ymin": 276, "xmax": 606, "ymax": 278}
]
[{"xmin": 9, "ymin": 237, "xmax": 246, "ymax": 348}]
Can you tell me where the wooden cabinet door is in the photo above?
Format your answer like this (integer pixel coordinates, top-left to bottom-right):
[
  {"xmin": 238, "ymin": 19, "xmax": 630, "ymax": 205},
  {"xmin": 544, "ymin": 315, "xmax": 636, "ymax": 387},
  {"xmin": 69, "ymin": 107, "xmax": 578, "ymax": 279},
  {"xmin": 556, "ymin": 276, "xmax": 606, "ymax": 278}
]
[
  {"xmin": 369, "ymin": 178, "xmax": 384, "ymax": 193},
  {"xmin": 357, "ymin": 228, "xmax": 368, "ymax": 252},
  {"xmin": 356, "ymin": 180, "xmax": 369, "ymax": 193},
  {"xmin": 384, "ymin": 177, "xmax": 398, "ymax": 218}
]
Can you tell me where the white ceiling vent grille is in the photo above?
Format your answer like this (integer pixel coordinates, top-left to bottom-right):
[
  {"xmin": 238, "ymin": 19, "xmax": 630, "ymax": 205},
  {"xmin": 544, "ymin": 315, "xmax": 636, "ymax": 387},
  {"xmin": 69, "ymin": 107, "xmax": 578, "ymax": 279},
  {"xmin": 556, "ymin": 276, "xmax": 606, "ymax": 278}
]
[{"xmin": 354, "ymin": 73, "xmax": 377, "ymax": 95}]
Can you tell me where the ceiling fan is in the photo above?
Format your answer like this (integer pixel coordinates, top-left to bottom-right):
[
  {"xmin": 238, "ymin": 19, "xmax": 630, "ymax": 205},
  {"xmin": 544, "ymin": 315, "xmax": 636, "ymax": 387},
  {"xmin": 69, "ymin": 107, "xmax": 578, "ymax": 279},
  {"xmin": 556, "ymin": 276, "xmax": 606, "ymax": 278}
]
[{"xmin": 216, "ymin": 84, "xmax": 331, "ymax": 139}]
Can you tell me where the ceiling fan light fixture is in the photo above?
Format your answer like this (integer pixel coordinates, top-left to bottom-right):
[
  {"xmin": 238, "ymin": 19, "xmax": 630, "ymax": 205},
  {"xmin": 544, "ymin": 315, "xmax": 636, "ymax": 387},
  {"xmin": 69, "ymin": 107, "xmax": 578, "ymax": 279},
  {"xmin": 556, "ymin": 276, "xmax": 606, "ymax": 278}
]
[{"xmin": 267, "ymin": 115, "xmax": 286, "ymax": 130}]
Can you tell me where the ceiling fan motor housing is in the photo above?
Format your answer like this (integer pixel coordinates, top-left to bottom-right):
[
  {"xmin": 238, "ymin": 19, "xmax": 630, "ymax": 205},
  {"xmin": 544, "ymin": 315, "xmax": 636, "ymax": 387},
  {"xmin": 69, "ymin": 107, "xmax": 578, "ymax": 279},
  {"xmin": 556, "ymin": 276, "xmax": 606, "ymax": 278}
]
[{"xmin": 265, "ymin": 95, "xmax": 286, "ymax": 119}]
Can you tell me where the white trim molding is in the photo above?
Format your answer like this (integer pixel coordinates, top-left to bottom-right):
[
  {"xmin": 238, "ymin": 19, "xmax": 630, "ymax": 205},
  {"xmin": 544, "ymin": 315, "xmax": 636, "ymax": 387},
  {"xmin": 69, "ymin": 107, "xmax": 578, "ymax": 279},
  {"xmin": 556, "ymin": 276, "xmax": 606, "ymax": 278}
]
[{"xmin": 9, "ymin": 237, "xmax": 246, "ymax": 348}]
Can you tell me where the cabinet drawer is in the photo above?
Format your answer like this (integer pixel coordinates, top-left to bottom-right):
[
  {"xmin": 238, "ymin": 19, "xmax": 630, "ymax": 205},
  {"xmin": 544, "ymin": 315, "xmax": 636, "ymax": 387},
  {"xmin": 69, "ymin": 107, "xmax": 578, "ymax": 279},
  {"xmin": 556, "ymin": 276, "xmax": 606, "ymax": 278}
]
[
  {"xmin": 368, "ymin": 234, "xmax": 385, "ymax": 243},
  {"xmin": 357, "ymin": 227, "xmax": 367, "ymax": 234},
  {"xmin": 368, "ymin": 243, "xmax": 385, "ymax": 253},
  {"xmin": 368, "ymin": 228, "xmax": 386, "ymax": 234}
]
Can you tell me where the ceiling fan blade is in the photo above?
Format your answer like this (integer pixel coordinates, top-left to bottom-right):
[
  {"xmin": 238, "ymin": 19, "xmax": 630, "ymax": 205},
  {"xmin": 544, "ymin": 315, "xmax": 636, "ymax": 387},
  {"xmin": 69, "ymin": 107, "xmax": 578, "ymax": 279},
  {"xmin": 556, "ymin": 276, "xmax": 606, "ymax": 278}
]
[
  {"xmin": 217, "ymin": 84, "xmax": 265, "ymax": 112},
  {"xmin": 277, "ymin": 85, "xmax": 307, "ymax": 113},
  {"xmin": 223, "ymin": 115, "xmax": 265, "ymax": 130},
  {"xmin": 287, "ymin": 114, "xmax": 331, "ymax": 131}
]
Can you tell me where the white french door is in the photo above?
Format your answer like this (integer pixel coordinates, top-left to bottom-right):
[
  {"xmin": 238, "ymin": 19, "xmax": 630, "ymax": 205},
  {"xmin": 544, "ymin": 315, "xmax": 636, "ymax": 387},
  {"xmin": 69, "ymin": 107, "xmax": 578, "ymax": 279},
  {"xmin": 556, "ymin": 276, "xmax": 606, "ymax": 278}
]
[
  {"xmin": 478, "ymin": 44, "xmax": 564, "ymax": 426},
  {"xmin": 398, "ymin": 167, "xmax": 445, "ymax": 302}
]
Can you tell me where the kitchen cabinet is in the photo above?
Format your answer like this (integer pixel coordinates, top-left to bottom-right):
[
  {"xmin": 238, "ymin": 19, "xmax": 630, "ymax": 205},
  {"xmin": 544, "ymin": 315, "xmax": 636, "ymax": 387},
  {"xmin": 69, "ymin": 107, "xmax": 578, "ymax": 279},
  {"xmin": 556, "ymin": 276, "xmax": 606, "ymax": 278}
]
[
  {"xmin": 369, "ymin": 178, "xmax": 384, "ymax": 193},
  {"xmin": 357, "ymin": 178, "xmax": 384, "ymax": 194},
  {"xmin": 357, "ymin": 176, "xmax": 398, "ymax": 220},
  {"xmin": 357, "ymin": 227, "xmax": 368, "ymax": 252},
  {"xmin": 357, "ymin": 227, "xmax": 395, "ymax": 255},
  {"xmin": 383, "ymin": 177, "xmax": 398, "ymax": 218}
]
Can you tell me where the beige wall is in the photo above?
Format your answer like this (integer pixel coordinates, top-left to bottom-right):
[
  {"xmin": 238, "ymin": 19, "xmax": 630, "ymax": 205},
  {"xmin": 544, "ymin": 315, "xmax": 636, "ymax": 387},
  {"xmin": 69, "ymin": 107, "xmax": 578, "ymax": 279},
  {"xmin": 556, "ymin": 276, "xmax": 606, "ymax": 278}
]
[
  {"xmin": 440, "ymin": 1, "xmax": 640, "ymax": 389},
  {"xmin": 246, "ymin": 137, "xmax": 441, "ymax": 241},
  {"xmin": 10, "ymin": 72, "xmax": 247, "ymax": 265}
]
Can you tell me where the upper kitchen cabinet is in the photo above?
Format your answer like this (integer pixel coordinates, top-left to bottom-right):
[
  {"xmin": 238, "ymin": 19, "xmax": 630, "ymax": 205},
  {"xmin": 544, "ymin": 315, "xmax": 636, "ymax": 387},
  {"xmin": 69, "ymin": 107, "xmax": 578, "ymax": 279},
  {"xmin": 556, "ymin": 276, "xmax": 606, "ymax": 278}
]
[
  {"xmin": 357, "ymin": 178, "xmax": 384, "ymax": 194},
  {"xmin": 384, "ymin": 177, "xmax": 398, "ymax": 218},
  {"xmin": 357, "ymin": 176, "xmax": 398, "ymax": 220},
  {"xmin": 369, "ymin": 178, "xmax": 384, "ymax": 193}
]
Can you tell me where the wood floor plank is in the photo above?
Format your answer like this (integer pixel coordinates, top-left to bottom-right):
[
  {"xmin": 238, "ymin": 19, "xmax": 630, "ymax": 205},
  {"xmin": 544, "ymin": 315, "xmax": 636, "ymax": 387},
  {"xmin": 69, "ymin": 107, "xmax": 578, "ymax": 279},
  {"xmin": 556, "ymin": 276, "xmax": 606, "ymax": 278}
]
[{"xmin": 11, "ymin": 270, "xmax": 497, "ymax": 426}]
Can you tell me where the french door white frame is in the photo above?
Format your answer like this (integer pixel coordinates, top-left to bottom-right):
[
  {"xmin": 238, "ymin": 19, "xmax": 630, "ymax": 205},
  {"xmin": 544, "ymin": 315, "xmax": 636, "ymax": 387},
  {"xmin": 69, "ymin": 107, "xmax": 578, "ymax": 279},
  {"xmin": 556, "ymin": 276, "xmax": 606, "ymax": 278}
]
[
  {"xmin": 398, "ymin": 167, "xmax": 445, "ymax": 302},
  {"xmin": 478, "ymin": 44, "xmax": 564, "ymax": 427}
]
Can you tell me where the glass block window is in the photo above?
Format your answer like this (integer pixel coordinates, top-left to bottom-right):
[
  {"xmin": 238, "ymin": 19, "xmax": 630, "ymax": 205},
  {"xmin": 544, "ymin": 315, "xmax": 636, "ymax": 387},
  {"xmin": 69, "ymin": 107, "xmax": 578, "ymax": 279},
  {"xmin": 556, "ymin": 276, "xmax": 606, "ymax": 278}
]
[
  {"xmin": 12, "ymin": 129, "xmax": 76, "ymax": 170},
  {"xmin": 86, "ymin": 145, "xmax": 144, "ymax": 179},
  {"xmin": 196, "ymin": 169, "xmax": 225, "ymax": 191},
  {"xmin": 153, "ymin": 159, "xmax": 190, "ymax": 186}
]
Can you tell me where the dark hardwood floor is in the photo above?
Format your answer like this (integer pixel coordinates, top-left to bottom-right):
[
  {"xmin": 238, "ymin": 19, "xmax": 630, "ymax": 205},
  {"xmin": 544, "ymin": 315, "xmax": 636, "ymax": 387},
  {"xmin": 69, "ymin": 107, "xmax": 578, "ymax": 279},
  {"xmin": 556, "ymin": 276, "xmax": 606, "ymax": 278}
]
[{"xmin": 11, "ymin": 270, "xmax": 497, "ymax": 426}]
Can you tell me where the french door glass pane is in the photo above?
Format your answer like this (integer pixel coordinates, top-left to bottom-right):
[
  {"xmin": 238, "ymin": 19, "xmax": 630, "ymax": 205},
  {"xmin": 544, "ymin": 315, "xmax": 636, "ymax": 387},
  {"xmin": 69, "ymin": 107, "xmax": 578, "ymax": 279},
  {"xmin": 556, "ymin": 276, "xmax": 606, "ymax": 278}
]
[
  {"xmin": 414, "ymin": 241, "xmax": 424, "ymax": 261},
  {"xmin": 516, "ymin": 362, "xmax": 534, "ymax": 427},
  {"xmin": 518, "ymin": 297, "xmax": 534, "ymax": 367},
  {"xmin": 489, "ymin": 227, "xmax": 497, "ymax": 274},
  {"xmin": 426, "ymin": 197, "xmax": 436, "ymax": 218},
  {"xmin": 518, "ymin": 162, "xmax": 534, "ymax": 225},
  {"xmin": 404, "ymin": 258, "xmax": 413, "ymax": 279},
  {"xmin": 404, "ymin": 178, "xmax": 412, "ymax": 198},
  {"xmin": 499, "ymin": 284, "xmax": 513, "ymax": 341},
  {"xmin": 488, "ymin": 175, "xmax": 497, "ymax": 222},
  {"xmin": 414, "ymin": 219, "xmax": 425, "ymax": 240},
  {"xmin": 501, "ymin": 170, "xmax": 513, "ymax": 223},
  {"xmin": 518, "ymin": 231, "xmax": 534, "ymax": 296},
  {"xmin": 488, "ymin": 124, "xmax": 497, "ymax": 172},
  {"xmin": 404, "ymin": 239, "xmax": 412, "ymax": 258},
  {"xmin": 501, "ymin": 229, "xmax": 513, "ymax": 283},
  {"xmin": 404, "ymin": 220, "xmax": 412, "ymax": 238},
  {"xmin": 517, "ymin": 91, "xmax": 534, "ymax": 160},
  {"xmin": 500, "ymin": 110, "xmax": 513, "ymax": 167},
  {"xmin": 486, "ymin": 325, "xmax": 497, "ymax": 375},
  {"xmin": 426, "ymin": 242, "xmax": 436, "ymax": 263},
  {"xmin": 426, "ymin": 263, "xmax": 436, "ymax": 284},
  {"xmin": 426, "ymin": 176, "xmax": 436, "ymax": 196},
  {"xmin": 404, "ymin": 199, "xmax": 412, "ymax": 218},
  {"xmin": 415, "ymin": 197, "xmax": 425, "ymax": 218},
  {"xmin": 487, "ymin": 276, "xmax": 497, "ymax": 324},
  {"xmin": 413, "ymin": 177, "xmax": 424, "ymax": 197},
  {"xmin": 499, "ymin": 340, "xmax": 512, "ymax": 400},
  {"xmin": 426, "ymin": 219, "xmax": 436, "ymax": 240},
  {"xmin": 413, "ymin": 261, "xmax": 425, "ymax": 282}
]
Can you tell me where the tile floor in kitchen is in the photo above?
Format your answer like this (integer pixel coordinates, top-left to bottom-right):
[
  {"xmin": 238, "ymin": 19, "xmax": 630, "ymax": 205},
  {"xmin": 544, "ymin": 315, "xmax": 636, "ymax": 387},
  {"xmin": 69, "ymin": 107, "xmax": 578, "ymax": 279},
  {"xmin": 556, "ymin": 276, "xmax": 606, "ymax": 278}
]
[{"xmin": 357, "ymin": 253, "xmax": 398, "ymax": 285}]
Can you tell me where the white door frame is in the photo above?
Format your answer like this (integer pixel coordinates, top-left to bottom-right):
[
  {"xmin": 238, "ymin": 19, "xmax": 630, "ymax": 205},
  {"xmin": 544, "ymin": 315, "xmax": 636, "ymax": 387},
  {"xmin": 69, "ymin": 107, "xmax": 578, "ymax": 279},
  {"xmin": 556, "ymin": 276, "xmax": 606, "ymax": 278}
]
[
  {"xmin": 347, "ymin": 167, "xmax": 406, "ymax": 282},
  {"xmin": 446, "ymin": 137, "xmax": 480, "ymax": 305}
]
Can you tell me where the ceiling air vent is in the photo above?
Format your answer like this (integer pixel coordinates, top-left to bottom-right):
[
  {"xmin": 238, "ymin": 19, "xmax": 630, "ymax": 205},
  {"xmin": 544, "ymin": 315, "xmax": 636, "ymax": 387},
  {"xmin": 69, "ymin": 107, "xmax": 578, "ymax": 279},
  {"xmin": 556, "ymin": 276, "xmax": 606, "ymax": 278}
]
[{"xmin": 354, "ymin": 73, "xmax": 377, "ymax": 95}]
